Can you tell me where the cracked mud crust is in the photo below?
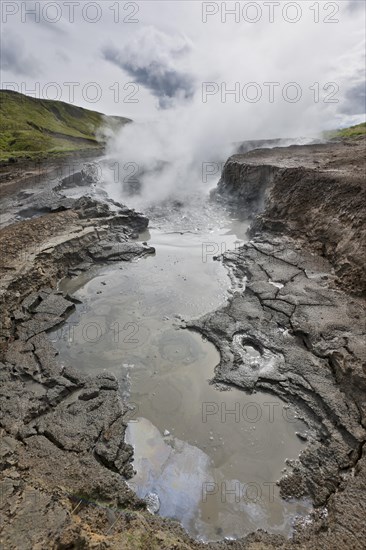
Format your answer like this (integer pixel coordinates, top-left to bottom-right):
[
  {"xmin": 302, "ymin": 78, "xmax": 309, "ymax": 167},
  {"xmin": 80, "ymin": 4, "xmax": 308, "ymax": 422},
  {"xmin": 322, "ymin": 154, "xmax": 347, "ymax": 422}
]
[
  {"xmin": 1, "ymin": 138, "xmax": 366, "ymax": 549},
  {"xmin": 214, "ymin": 136, "xmax": 366, "ymax": 296},
  {"xmin": 189, "ymin": 235, "xmax": 365, "ymax": 509}
]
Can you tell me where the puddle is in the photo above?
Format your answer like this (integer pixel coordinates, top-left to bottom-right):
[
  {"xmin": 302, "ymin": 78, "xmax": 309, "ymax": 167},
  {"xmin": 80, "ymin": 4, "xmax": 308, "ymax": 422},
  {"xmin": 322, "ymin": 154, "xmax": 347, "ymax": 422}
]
[{"xmin": 51, "ymin": 195, "xmax": 312, "ymax": 541}]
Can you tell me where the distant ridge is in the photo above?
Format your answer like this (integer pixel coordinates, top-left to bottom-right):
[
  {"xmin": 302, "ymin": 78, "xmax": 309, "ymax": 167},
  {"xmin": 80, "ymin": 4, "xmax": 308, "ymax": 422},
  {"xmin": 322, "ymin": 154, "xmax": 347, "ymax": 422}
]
[{"xmin": 0, "ymin": 90, "xmax": 131, "ymax": 161}]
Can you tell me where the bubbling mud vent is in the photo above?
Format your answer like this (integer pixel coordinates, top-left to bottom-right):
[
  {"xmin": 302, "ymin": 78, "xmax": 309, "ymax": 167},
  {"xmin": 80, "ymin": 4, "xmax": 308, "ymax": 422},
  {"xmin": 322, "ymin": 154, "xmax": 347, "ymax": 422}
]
[{"xmin": 50, "ymin": 192, "xmax": 312, "ymax": 542}]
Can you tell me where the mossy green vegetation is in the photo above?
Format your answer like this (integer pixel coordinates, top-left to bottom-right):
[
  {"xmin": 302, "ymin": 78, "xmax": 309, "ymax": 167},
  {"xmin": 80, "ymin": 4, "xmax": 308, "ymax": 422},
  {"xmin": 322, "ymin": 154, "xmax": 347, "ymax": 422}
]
[
  {"xmin": 0, "ymin": 90, "xmax": 131, "ymax": 161},
  {"xmin": 325, "ymin": 122, "xmax": 366, "ymax": 140}
]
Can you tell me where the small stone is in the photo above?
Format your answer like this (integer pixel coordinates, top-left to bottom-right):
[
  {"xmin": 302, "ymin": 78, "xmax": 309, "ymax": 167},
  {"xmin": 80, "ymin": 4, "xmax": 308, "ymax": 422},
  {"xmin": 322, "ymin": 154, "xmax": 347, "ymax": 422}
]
[
  {"xmin": 296, "ymin": 432, "xmax": 308, "ymax": 442},
  {"xmin": 163, "ymin": 429, "xmax": 170, "ymax": 437},
  {"xmin": 145, "ymin": 492, "xmax": 160, "ymax": 514}
]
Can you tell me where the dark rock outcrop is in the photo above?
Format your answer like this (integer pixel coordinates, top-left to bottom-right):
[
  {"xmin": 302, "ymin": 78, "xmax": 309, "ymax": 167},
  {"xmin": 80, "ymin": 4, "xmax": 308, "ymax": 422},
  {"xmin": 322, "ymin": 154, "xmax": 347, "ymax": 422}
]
[{"xmin": 214, "ymin": 137, "xmax": 366, "ymax": 296}]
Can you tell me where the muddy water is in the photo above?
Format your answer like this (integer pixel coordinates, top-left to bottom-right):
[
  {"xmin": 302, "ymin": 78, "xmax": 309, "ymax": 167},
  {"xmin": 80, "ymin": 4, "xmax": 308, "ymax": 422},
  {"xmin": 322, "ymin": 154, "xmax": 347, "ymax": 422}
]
[{"xmin": 52, "ymin": 196, "xmax": 311, "ymax": 541}]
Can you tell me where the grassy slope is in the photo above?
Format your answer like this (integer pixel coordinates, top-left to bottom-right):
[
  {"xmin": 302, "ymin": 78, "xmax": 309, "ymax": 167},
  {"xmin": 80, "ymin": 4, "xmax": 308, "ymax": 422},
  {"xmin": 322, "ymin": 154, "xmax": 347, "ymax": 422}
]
[
  {"xmin": 0, "ymin": 90, "xmax": 131, "ymax": 161},
  {"xmin": 326, "ymin": 122, "xmax": 366, "ymax": 139}
]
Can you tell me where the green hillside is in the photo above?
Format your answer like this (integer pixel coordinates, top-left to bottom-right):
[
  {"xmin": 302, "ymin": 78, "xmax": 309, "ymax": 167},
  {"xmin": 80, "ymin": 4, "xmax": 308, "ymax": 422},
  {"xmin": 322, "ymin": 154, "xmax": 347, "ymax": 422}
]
[
  {"xmin": 0, "ymin": 90, "xmax": 131, "ymax": 161},
  {"xmin": 326, "ymin": 122, "xmax": 366, "ymax": 140}
]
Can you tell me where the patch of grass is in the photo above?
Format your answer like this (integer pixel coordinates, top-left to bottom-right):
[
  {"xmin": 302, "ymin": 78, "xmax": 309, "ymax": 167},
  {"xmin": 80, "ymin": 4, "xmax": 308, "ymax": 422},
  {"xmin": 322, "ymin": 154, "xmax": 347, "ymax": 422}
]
[
  {"xmin": 325, "ymin": 122, "xmax": 366, "ymax": 140},
  {"xmin": 0, "ymin": 90, "xmax": 131, "ymax": 162}
]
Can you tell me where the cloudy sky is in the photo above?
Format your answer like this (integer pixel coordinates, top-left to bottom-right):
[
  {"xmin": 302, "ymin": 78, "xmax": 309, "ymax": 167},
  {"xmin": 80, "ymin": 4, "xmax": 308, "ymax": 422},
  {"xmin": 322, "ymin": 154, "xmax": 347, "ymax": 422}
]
[
  {"xmin": 1, "ymin": 1, "xmax": 365, "ymax": 129},
  {"xmin": 1, "ymin": 0, "xmax": 365, "ymax": 203}
]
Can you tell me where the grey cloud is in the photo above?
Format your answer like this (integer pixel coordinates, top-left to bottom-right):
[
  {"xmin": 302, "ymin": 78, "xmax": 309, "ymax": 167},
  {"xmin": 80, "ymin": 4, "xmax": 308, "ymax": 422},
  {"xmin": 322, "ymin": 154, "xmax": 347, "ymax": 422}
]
[
  {"xmin": 347, "ymin": 0, "xmax": 365, "ymax": 12},
  {"xmin": 37, "ymin": 18, "xmax": 69, "ymax": 35},
  {"xmin": 1, "ymin": 33, "xmax": 41, "ymax": 77},
  {"xmin": 342, "ymin": 81, "xmax": 366, "ymax": 115},
  {"xmin": 55, "ymin": 50, "xmax": 71, "ymax": 64},
  {"xmin": 102, "ymin": 28, "xmax": 195, "ymax": 109},
  {"xmin": 103, "ymin": 46, "xmax": 194, "ymax": 109},
  {"xmin": 22, "ymin": 0, "xmax": 68, "ymax": 34}
]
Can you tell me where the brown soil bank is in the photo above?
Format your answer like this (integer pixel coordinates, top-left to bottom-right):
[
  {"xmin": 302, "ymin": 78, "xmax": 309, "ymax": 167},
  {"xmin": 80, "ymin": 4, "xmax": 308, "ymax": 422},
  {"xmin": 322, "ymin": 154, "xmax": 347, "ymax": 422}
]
[{"xmin": 214, "ymin": 136, "xmax": 366, "ymax": 296}]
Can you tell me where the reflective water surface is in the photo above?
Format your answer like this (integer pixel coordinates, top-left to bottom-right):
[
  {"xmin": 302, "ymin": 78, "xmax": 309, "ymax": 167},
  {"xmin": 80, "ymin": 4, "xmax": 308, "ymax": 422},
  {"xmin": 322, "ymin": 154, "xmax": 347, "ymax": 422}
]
[{"xmin": 51, "ymin": 196, "xmax": 311, "ymax": 541}]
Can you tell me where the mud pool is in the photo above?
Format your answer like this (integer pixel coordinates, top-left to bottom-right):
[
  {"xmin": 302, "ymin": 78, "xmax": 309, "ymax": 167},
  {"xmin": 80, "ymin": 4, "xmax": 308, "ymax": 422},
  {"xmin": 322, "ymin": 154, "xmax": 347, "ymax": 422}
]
[{"xmin": 50, "ymin": 196, "xmax": 312, "ymax": 541}]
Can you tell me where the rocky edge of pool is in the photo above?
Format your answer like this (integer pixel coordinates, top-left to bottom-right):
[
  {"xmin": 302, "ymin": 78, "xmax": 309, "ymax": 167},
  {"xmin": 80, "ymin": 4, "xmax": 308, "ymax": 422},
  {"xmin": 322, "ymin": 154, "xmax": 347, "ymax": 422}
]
[{"xmin": 0, "ymin": 134, "xmax": 365, "ymax": 549}]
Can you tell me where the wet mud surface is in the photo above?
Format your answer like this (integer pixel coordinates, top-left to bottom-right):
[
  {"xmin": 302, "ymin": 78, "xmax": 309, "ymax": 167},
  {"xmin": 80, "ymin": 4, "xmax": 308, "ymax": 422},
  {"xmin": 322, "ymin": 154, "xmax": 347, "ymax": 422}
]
[
  {"xmin": 50, "ymin": 214, "xmax": 311, "ymax": 541},
  {"xmin": 0, "ymin": 137, "xmax": 365, "ymax": 549}
]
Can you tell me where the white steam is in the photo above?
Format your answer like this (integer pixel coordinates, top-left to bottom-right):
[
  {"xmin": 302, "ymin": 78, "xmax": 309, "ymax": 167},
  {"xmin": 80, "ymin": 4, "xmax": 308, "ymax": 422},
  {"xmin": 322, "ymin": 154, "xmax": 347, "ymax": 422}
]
[{"xmin": 104, "ymin": 5, "xmax": 365, "ymax": 207}]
